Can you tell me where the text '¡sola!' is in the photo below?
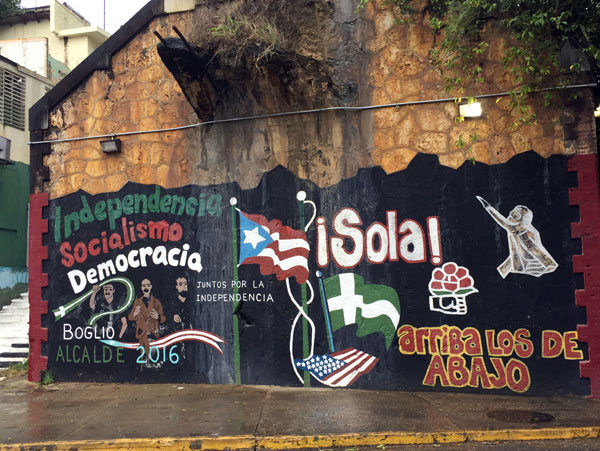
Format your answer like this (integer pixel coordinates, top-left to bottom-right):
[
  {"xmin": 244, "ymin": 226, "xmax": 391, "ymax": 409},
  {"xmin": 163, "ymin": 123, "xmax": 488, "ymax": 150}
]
[{"xmin": 315, "ymin": 208, "xmax": 442, "ymax": 268}]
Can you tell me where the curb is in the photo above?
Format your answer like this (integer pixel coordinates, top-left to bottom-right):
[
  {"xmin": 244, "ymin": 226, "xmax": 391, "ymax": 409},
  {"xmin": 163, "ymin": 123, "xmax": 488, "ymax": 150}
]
[{"xmin": 1, "ymin": 427, "xmax": 600, "ymax": 450}]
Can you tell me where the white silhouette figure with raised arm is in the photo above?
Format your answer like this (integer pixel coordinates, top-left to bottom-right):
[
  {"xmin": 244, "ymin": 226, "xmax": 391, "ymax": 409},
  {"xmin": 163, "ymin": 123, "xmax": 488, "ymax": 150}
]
[{"xmin": 476, "ymin": 196, "xmax": 558, "ymax": 279}]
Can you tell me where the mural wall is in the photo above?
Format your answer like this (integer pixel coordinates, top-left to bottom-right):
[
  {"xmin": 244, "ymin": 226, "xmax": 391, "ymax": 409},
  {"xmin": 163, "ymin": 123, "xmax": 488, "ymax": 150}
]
[{"xmin": 41, "ymin": 151, "xmax": 588, "ymax": 396}]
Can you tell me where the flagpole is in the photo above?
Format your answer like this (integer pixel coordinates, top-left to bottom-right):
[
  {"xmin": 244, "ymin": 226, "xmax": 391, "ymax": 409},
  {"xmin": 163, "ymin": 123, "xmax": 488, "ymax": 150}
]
[
  {"xmin": 316, "ymin": 271, "xmax": 335, "ymax": 353},
  {"xmin": 297, "ymin": 191, "xmax": 310, "ymax": 387},
  {"xmin": 230, "ymin": 197, "xmax": 241, "ymax": 384}
]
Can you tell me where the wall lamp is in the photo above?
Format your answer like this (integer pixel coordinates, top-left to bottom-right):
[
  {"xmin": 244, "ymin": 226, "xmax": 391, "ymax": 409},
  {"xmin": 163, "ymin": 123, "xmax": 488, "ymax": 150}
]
[
  {"xmin": 459, "ymin": 101, "xmax": 482, "ymax": 118},
  {"xmin": 100, "ymin": 137, "xmax": 122, "ymax": 153}
]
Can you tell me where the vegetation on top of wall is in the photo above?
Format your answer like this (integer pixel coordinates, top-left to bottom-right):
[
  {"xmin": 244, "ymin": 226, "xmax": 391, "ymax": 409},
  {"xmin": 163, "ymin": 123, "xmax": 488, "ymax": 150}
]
[
  {"xmin": 198, "ymin": 1, "xmax": 290, "ymax": 77},
  {"xmin": 158, "ymin": 0, "xmax": 343, "ymax": 123},
  {"xmin": 358, "ymin": 0, "xmax": 600, "ymax": 122},
  {"xmin": 207, "ymin": 17, "xmax": 284, "ymax": 71}
]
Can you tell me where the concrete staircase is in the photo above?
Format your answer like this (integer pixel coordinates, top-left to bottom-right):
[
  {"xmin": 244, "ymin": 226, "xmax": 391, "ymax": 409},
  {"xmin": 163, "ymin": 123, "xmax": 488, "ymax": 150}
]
[{"xmin": 0, "ymin": 292, "xmax": 29, "ymax": 368}]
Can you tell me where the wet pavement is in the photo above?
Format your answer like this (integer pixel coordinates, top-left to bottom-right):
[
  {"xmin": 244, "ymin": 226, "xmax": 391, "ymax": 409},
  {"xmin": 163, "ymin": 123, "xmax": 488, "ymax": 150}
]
[{"xmin": 0, "ymin": 374, "xmax": 599, "ymax": 450}]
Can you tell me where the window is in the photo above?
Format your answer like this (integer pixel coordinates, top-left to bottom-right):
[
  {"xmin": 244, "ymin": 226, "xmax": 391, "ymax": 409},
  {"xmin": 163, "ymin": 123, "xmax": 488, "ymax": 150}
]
[{"xmin": 0, "ymin": 68, "xmax": 26, "ymax": 130}]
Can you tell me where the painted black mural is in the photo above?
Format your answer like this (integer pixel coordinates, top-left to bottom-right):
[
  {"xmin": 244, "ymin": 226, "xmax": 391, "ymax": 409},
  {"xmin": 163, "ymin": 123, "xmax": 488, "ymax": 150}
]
[{"xmin": 44, "ymin": 152, "xmax": 587, "ymax": 395}]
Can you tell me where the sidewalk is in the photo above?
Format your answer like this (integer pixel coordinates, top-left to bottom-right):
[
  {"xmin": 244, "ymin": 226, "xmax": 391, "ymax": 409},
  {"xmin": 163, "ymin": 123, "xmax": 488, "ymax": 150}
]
[{"xmin": 0, "ymin": 374, "xmax": 599, "ymax": 450}]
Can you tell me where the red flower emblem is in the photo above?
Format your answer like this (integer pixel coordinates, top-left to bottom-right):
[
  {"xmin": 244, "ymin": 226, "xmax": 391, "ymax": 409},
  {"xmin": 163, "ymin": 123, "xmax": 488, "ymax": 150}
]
[{"xmin": 429, "ymin": 262, "xmax": 477, "ymax": 296}]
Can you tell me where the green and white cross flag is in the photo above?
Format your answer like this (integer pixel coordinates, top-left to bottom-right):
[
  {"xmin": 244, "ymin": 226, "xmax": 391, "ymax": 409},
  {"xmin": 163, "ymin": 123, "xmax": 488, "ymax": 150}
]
[{"xmin": 323, "ymin": 273, "xmax": 401, "ymax": 349}]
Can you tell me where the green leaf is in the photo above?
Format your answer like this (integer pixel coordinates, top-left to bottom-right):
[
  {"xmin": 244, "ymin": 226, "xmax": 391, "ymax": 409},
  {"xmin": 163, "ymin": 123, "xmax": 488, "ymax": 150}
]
[{"xmin": 455, "ymin": 288, "xmax": 477, "ymax": 295}]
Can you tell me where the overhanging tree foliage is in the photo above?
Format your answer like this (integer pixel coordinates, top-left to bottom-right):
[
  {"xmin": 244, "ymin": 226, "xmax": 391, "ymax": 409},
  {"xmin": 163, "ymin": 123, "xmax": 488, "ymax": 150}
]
[
  {"xmin": 0, "ymin": 0, "xmax": 22, "ymax": 19},
  {"xmin": 358, "ymin": 0, "xmax": 600, "ymax": 120}
]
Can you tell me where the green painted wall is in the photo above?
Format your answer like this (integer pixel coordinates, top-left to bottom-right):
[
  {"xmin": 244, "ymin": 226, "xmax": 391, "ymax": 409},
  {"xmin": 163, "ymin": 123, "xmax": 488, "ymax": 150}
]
[
  {"xmin": 0, "ymin": 162, "xmax": 29, "ymax": 267},
  {"xmin": 48, "ymin": 54, "xmax": 70, "ymax": 82}
]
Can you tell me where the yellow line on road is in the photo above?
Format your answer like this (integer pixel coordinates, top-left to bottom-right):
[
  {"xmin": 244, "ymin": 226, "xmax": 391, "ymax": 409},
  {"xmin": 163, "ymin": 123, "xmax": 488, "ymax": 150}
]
[
  {"xmin": 1, "ymin": 427, "xmax": 599, "ymax": 450},
  {"xmin": 257, "ymin": 427, "xmax": 600, "ymax": 448}
]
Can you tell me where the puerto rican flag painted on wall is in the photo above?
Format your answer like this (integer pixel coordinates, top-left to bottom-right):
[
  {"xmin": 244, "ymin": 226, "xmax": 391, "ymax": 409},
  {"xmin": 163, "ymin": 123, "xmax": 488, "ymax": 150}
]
[{"xmin": 238, "ymin": 211, "xmax": 310, "ymax": 284}]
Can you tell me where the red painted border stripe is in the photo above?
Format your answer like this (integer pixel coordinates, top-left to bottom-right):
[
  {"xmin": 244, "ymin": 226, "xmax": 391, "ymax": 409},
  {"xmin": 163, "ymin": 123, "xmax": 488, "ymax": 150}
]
[
  {"xmin": 28, "ymin": 193, "xmax": 49, "ymax": 382},
  {"xmin": 568, "ymin": 154, "xmax": 600, "ymax": 399}
]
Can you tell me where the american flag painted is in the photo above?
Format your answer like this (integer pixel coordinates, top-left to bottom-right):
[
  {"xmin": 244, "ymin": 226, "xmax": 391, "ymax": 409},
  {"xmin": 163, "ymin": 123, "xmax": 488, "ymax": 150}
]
[
  {"xmin": 238, "ymin": 210, "xmax": 310, "ymax": 284},
  {"xmin": 294, "ymin": 348, "xmax": 379, "ymax": 387}
]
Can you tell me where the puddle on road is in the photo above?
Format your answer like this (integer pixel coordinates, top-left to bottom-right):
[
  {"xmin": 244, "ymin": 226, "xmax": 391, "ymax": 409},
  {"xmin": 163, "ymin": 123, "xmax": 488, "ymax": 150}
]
[{"xmin": 486, "ymin": 409, "xmax": 555, "ymax": 424}]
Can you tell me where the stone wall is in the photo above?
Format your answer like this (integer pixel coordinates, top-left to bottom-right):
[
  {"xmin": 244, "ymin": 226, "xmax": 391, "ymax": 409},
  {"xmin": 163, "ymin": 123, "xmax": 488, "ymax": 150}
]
[
  {"xmin": 39, "ymin": 0, "xmax": 595, "ymax": 199},
  {"xmin": 44, "ymin": 11, "xmax": 196, "ymax": 198},
  {"xmin": 364, "ymin": 1, "xmax": 572, "ymax": 172}
]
